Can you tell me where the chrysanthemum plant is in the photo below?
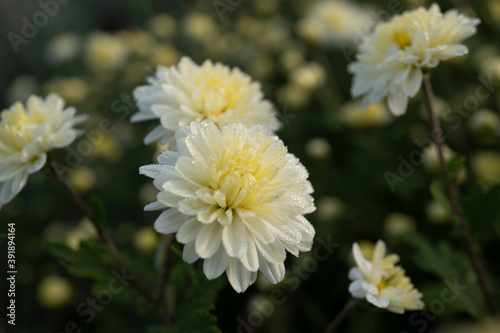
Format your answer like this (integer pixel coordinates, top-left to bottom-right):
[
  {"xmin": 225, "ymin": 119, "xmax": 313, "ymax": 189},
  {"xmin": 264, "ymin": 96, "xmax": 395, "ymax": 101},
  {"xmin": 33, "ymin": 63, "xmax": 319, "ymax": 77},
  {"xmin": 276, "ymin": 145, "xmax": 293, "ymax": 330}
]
[
  {"xmin": 349, "ymin": 2, "xmax": 497, "ymax": 319},
  {"xmin": 2, "ymin": 4, "xmax": 499, "ymax": 331},
  {"xmin": 1, "ymin": 58, "xmax": 317, "ymax": 331}
]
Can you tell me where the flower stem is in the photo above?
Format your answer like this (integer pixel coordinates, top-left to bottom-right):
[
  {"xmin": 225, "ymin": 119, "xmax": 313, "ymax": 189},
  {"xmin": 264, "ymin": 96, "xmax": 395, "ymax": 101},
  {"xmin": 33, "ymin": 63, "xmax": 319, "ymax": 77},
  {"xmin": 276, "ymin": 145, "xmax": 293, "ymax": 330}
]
[
  {"xmin": 49, "ymin": 161, "xmax": 157, "ymax": 306},
  {"xmin": 421, "ymin": 74, "xmax": 497, "ymax": 315},
  {"xmin": 323, "ymin": 299, "xmax": 357, "ymax": 333},
  {"xmin": 156, "ymin": 234, "xmax": 175, "ymax": 324}
]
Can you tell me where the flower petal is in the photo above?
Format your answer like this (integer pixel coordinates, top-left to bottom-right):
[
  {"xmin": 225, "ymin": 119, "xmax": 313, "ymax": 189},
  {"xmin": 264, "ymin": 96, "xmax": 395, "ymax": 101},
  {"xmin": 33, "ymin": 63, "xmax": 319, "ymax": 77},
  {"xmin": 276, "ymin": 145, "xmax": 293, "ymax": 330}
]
[
  {"xmin": 226, "ymin": 258, "xmax": 252, "ymax": 293},
  {"xmin": 258, "ymin": 254, "xmax": 285, "ymax": 284},
  {"xmin": 222, "ymin": 217, "xmax": 248, "ymax": 258},
  {"xmin": 195, "ymin": 222, "xmax": 222, "ymax": 258},
  {"xmin": 154, "ymin": 208, "xmax": 192, "ymax": 234},
  {"xmin": 203, "ymin": 247, "xmax": 229, "ymax": 279}
]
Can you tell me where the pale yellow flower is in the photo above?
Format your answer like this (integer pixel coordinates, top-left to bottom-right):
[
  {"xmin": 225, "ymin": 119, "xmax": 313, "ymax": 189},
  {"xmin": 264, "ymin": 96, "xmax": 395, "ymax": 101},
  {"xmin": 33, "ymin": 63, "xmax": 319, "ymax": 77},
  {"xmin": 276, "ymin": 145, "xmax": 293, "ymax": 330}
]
[
  {"xmin": 277, "ymin": 83, "xmax": 311, "ymax": 109},
  {"xmin": 384, "ymin": 213, "xmax": 416, "ymax": 235},
  {"xmin": 339, "ymin": 100, "xmax": 393, "ymax": 128},
  {"xmin": 0, "ymin": 94, "xmax": 86, "ymax": 209},
  {"xmin": 349, "ymin": 240, "xmax": 424, "ymax": 313},
  {"xmin": 425, "ymin": 200, "xmax": 450, "ymax": 224},
  {"xmin": 305, "ymin": 137, "xmax": 331, "ymax": 159},
  {"xmin": 140, "ymin": 120, "xmax": 315, "ymax": 292},
  {"xmin": 289, "ymin": 62, "xmax": 326, "ymax": 90},
  {"xmin": 68, "ymin": 167, "xmax": 96, "ymax": 193},
  {"xmin": 64, "ymin": 218, "xmax": 97, "ymax": 250},
  {"xmin": 149, "ymin": 44, "xmax": 180, "ymax": 67},
  {"xmin": 298, "ymin": 0, "xmax": 372, "ymax": 46},
  {"xmin": 119, "ymin": 29, "xmax": 155, "ymax": 58},
  {"xmin": 133, "ymin": 227, "xmax": 158, "ymax": 252},
  {"xmin": 423, "ymin": 143, "xmax": 455, "ymax": 173},
  {"xmin": 149, "ymin": 14, "xmax": 177, "ymax": 39},
  {"xmin": 132, "ymin": 57, "xmax": 280, "ymax": 145},
  {"xmin": 37, "ymin": 275, "xmax": 73, "ymax": 308},
  {"xmin": 181, "ymin": 13, "xmax": 217, "ymax": 42},
  {"xmin": 471, "ymin": 151, "xmax": 500, "ymax": 186},
  {"xmin": 279, "ymin": 48, "xmax": 305, "ymax": 73},
  {"xmin": 85, "ymin": 32, "xmax": 129, "ymax": 72},
  {"xmin": 43, "ymin": 77, "xmax": 89, "ymax": 105},
  {"xmin": 44, "ymin": 32, "xmax": 81, "ymax": 64},
  {"xmin": 349, "ymin": 4, "xmax": 479, "ymax": 116},
  {"xmin": 315, "ymin": 196, "xmax": 344, "ymax": 222},
  {"xmin": 469, "ymin": 109, "xmax": 500, "ymax": 135}
]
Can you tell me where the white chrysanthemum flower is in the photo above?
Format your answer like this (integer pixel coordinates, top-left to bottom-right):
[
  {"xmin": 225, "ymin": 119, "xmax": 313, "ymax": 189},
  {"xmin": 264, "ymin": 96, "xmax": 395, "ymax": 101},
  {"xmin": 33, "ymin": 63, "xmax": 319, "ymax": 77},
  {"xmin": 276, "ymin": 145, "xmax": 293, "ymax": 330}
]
[
  {"xmin": 0, "ymin": 94, "xmax": 86, "ymax": 209},
  {"xmin": 349, "ymin": 4, "xmax": 480, "ymax": 116},
  {"xmin": 297, "ymin": 0, "xmax": 372, "ymax": 46},
  {"xmin": 140, "ymin": 120, "xmax": 315, "ymax": 292},
  {"xmin": 132, "ymin": 56, "xmax": 280, "ymax": 145},
  {"xmin": 348, "ymin": 240, "xmax": 424, "ymax": 314}
]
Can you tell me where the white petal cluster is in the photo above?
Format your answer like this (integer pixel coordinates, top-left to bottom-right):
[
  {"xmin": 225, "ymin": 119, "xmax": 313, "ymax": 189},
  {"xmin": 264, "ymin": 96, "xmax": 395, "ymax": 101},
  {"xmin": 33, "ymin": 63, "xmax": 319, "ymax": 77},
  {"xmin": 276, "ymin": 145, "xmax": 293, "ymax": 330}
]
[
  {"xmin": 140, "ymin": 120, "xmax": 315, "ymax": 292},
  {"xmin": 348, "ymin": 240, "xmax": 424, "ymax": 314},
  {"xmin": 0, "ymin": 94, "xmax": 86, "ymax": 209},
  {"xmin": 349, "ymin": 4, "xmax": 480, "ymax": 116},
  {"xmin": 132, "ymin": 56, "xmax": 280, "ymax": 145}
]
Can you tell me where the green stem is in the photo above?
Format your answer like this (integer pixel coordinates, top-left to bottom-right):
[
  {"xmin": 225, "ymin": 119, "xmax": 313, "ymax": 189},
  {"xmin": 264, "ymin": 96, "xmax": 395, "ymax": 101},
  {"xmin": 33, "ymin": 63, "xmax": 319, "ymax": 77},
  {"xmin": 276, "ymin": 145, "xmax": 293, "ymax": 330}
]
[
  {"xmin": 156, "ymin": 234, "xmax": 175, "ymax": 324},
  {"xmin": 49, "ymin": 161, "xmax": 158, "ymax": 306},
  {"xmin": 421, "ymin": 74, "xmax": 497, "ymax": 315},
  {"xmin": 323, "ymin": 299, "xmax": 357, "ymax": 333}
]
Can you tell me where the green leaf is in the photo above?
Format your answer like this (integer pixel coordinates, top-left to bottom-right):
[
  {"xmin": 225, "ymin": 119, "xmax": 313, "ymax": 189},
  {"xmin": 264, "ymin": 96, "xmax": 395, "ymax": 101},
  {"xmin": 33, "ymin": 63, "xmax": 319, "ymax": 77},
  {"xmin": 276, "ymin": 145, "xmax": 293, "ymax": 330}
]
[
  {"xmin": 90, "ymin": 195, "xmax": 108, "ymax": 232},
  {"xmin": 45, "ymin": 241, "xmax": 116, "ymax": 293},
  {"xmin": 448, "ymin": 156, "xmax": 466, "ymax": 184},
  {"xmin": 149, "ymin": 250, "xmax": 224, "ymax": 333},
  {"xmin": 463, "ymin": 185, "xmax": 500, "ymax": 236},
  {"xmin": 398, "ymin": 233, "xmax": 487, "ymax": 318},
  {"xmin": 46, "ymin": 240, "xmax": 157, "ymax": 319},
  {"xmin": 429, "ymin": 180, "xmax": 452, "ymax": 214}
]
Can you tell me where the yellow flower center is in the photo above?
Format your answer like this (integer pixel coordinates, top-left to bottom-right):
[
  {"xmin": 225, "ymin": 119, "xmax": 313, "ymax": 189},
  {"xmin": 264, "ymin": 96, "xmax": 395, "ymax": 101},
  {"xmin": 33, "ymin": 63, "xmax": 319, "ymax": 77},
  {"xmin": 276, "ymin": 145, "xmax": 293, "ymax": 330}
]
[
  {"xmin": 200, "ymin": 76, "xmax": 232, "ymax": 116},
  {"xmin": 206, "ymin": 132, "xmax": 287, "ymax": 213},
  {"xmin": 394, "ymin": 31, "xmax": 412, "ymax": 49},
  {"xmin": 211, "ymin": 148, "xmax": 262, "ymax": 209},
  {"xmin": 0, "ymin": 105, "xmax": 35, "ymax": 152},
  {"xmin": 377, "ymin": 279, "xmax": 387, "ymax": 293}
]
